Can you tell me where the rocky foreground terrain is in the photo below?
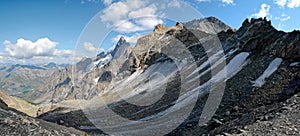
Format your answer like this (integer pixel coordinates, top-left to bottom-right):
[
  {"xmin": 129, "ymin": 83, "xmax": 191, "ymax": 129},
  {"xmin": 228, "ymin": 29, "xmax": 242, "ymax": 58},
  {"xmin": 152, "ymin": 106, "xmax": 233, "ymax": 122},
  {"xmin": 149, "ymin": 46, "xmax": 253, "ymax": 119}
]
[
  {"xmin": 0, "ymin": 17, "xmax": 299, "ymax": 135},
  {"xmin": 0, "ymin": 98, "xmax": 86, "ymax": 135}
]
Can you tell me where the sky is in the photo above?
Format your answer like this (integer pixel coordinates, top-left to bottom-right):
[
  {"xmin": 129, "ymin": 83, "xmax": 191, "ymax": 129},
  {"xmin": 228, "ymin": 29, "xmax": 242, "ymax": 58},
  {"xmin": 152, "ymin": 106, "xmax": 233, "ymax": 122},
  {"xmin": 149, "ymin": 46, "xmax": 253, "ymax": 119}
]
[{"xmin": 0, "ymin": 0, "xmax": 299, "ymax": 64}]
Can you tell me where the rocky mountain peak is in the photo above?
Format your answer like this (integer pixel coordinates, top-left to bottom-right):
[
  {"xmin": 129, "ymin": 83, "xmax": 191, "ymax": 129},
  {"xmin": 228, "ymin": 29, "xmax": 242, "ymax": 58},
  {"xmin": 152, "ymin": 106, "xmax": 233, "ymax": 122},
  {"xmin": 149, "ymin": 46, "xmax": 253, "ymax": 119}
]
[
  {"xmin": 237, "ymin": 17, "xmax": 274, "ymax": 38},
  {"xmin": 111, "ymin": 36, "xmax": 131, "ymax": 58},
  {"xmin": 205, "ymin": 16, "xmax": 224, "ymax": 24},
  {"xmin": 176, "ymin": 22, "xmax": 184, "ymax": 29},
  {"xmin": 183, "ymin": 16, "xmax": 233, "ymax": 34},
  {"xmin": 117, "ymin": 36, "xmax": 126, "ymax": 45},
  {"xmin": 153, "ymin": 24, "xmax": 168, "ymax": 33}
]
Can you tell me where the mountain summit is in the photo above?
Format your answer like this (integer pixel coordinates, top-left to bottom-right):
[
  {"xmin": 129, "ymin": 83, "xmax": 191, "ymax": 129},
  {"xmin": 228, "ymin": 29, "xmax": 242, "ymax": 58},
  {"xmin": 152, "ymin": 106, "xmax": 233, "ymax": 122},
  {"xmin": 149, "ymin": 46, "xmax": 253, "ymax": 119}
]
[
  {"xmin": 110, "ymin": 36, "xmax": 131, "ymax": 59},
  {"xmin": 183, "ymin": 16, "xmax": 233, "ymax": 33}
]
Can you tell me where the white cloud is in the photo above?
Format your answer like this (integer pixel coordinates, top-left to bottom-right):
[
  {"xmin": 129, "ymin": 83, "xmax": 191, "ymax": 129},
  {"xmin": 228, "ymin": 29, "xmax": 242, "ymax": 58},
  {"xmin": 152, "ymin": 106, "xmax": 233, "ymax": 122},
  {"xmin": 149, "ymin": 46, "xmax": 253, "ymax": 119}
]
[
  {"xmin": 128, "ymin": 5, "xmax": 157, "ymax": 19},
  {"xmin": 274, "ymin": 0, "xmax": 287, "ymax": 8},
  {"xmin": 251, "ymin": 4, "xmax": 271, "ymax": 19},
  {"xmin": 112, "ymin": 34, "xmax": 142, "ymax": 44},
  {"xmin": 287, "ymin": 0, "xmax": 300, "ymax": 8},
  {"xmin": 102, "ymin": 0, "xmax": 112, "ymax": 6},
  {"xmin": 274, "ymin": 0, "xmax": 300, "ymax": 8},
  {"xmin": 114, "ymin": 20, "xmax": 142, "ymax": 33},
  {"xmin": 0, "ymin": 50, "xmax": 84, "ymax": 65},
  {"xmin": 135, "ymin": 17, "xmax": 163, "ymax": 30},
  {"xmin": 83, "ymin": 42, "xmax": 104, "ymax": 53},
  {"xmin": 2, "ymin": 38, "xmax": 85, "ymax": 64},
  {"xmin": 168, "ymin": 0, "xmax": 181, "ymax": 8},
  {"xmin": 220, "ymin": 0, "xmax": 234, "ymax": 5},
  {"xmin": 4, "ymin": 38, "xmax": 57, "ymax": 59},
  {"xmin": 113, "ymin": 17, "xmax": 163, "ymax": 33},
  {"xmin": 100, "ymin": 0, "xmax": 163, "ymax": 33}
]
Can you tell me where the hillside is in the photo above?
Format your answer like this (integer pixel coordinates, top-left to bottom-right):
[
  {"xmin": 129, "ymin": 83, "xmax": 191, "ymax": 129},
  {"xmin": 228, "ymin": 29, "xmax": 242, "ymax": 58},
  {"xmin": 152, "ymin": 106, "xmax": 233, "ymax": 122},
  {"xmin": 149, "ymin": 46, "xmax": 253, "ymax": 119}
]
[{"xmin": 0, "ymin": 93, "xmax": 87, "ymax": 135}]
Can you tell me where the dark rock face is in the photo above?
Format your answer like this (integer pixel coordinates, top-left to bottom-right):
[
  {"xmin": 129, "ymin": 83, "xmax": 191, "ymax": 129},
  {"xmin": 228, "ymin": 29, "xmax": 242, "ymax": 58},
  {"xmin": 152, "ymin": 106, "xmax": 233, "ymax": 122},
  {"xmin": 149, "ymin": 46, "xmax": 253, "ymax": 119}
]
[
  {"xmin": 0, "ymin": 99, "xmax": 8, "ymax": 110},
  {"xmin": 98, "ymin": 71, "xmax": 112, "ymax": 83}
]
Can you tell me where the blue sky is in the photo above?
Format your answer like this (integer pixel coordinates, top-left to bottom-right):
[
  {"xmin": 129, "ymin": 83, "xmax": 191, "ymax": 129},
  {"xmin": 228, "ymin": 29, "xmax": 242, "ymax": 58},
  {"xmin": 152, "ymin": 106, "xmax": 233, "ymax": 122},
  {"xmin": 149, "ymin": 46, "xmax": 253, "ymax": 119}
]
[{"xmin": 0, "ymin": 0, "xmax": 299, "ymax": 64}]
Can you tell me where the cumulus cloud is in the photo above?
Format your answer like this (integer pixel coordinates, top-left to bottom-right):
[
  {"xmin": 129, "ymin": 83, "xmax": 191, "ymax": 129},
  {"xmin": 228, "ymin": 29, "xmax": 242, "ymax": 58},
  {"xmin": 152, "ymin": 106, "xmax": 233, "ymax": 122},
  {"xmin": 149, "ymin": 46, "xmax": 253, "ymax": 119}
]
[
  {"xmin": 220, "ymin": 0, "xmax": 234, "ymax": 5},
  {"xmin": 168, "ymin": 0, "xmax": 181, "ymax": 8},
  {"xmin": 128, "ymin": 5, "xmax": 157, "ymax": 19},
  {"xmin": 83, "ymin": 42, "xmax": 104, "ymax": 53},
  {"xmin": 250, "ymin": 4, "xmax": 271, "ymax": 19},
  {"xmin": 287, "ymin": 0, "xmax": 300, "ymax": 8},
  {"xmin": 2, "ymin": 38, "xmax": 85, "ymax": 64},
  {"xmin": 100, "ymin": 0, "xmax": 163, "ymax": 33},
  {"xmin": 4, "ymin": 38, "xmax": 57, "ymax": 59},
  {"xmin": 112, "ymin": 34, "xmax": 142, "ymax": 44}
]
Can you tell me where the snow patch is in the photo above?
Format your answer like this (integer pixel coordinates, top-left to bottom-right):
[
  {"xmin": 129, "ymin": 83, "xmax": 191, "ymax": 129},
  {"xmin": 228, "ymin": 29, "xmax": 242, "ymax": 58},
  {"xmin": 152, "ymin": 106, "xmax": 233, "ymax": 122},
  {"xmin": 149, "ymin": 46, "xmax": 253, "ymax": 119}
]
[
  {"xmin": 94, "ymin": 77, "xmax": 100, "ymax": 83},
  {"xmin": 226, "ymin": 52, "xmax": 250, "ymax": 79},
  {"xmin": 290, "ymin": 62, "xmax": 300, "ymax": 67},
  {"xmin": 252, "ymin": 58, "xmax": 282, "ymax": 88},
  {"xmin": 94, "ymin": 54, "xmax": 112, "ymax": 68},
  {"xmin": 187, "ymin": 52, "xmax": 249, "ymax": 83}
]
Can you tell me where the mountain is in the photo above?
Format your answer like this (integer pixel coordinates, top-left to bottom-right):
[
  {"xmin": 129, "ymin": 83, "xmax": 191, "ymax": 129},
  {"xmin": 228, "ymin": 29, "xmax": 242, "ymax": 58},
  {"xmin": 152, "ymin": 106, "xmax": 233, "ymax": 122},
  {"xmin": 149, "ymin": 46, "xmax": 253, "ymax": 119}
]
[
  {"xmin": 28, "ymin": 36, "xmax": 131, "ymax": 104},
  {"xmin": 3, "ymin": 17, "xmax": 300, "ymax": 135},
  {"xmin": 43, "ymin": 62, "xmax": 69, "ymax": 69},
  {"xmin": 183, "ymin": 16, "xmax": 233, "ymax": 34},
  {"xmin": 0, "ymin": 64, "xmax": 56, "ymax": 98}
]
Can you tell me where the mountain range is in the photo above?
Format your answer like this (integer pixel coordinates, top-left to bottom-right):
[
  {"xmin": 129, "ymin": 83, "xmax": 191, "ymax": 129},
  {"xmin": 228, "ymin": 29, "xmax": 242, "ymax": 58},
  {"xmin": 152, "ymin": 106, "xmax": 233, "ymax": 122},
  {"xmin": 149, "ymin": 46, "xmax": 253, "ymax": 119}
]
[{"xmin": 0, "ymin": 16, "xmax": 299, "ymax": 135}]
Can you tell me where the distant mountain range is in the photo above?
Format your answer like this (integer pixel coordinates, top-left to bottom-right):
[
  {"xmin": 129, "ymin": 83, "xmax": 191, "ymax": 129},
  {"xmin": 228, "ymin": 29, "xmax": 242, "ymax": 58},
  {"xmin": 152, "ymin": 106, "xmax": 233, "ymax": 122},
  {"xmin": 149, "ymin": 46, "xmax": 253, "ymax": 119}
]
[{"xmin": 0, "ymin": 63, "xmax": 69, "ymax": 98}]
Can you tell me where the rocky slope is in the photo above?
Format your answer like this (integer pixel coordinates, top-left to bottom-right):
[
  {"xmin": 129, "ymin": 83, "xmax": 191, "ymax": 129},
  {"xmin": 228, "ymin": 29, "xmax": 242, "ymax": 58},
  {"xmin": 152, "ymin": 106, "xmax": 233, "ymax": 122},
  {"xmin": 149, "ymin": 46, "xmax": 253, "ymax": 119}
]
[
  {"xmin": 14, "ymin": 17, "xmax": 300, "ymax": 135},
  {"xmin": 0, "ymin": 96, "xmax": 86, "ymax": 135},
  {"xmin": 167, "ymin": 17, "xmax": 300, "ymax": 135},
  {"xmin": 0, "ymin": 90, "xmax": 37, "ymax": 117}
]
